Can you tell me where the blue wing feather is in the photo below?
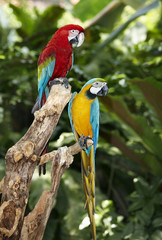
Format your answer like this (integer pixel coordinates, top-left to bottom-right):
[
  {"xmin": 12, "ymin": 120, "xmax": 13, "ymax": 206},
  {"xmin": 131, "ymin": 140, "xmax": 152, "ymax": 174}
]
[
  {"xmin": 83, "ymin": 98, "xmax": 99, "ymax": 157},
  {"xmin": 68, "ymin": 92, "xmax": 77, "ymax": 135},
  {"xmin": 38, "ymin": 58, "xmax": 56, "ymax": 108},
  {"xmin": 90, "ymin": 98, "xmax": 99, "ymax": 156}
]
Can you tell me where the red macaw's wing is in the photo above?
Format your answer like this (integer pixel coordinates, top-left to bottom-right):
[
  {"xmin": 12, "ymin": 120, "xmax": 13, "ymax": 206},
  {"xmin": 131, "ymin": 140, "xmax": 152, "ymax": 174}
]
[{"xmin": 38, "ymin": 52, "xmax": 56, "ymax": 108}]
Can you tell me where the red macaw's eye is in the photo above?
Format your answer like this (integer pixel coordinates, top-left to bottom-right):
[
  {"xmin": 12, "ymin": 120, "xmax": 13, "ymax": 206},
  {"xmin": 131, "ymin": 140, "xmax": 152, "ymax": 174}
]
[{"xmin": 68, "ymin": 29, "xmax": 79, "ymax": 38}]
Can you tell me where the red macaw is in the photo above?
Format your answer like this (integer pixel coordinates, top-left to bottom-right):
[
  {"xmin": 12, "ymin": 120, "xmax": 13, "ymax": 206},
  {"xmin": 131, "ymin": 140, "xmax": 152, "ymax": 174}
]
[
  {"xmin": 32, "ymin": 24, "xmax": 85, "ymax": 174},
  {"xmin": 32, "ymin": 24, "xmax": 85, "ymax": 112}
]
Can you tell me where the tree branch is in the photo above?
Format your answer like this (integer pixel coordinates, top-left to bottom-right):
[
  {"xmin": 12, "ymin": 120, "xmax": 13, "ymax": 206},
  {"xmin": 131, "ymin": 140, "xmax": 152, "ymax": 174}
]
[
  {"xmin": 20, "ymin": 142, "xmax": 93, "ymax": 240},
  {"xmin": 0, "ymin": 79, "xmax": 73, "ymax": 239},
  {"xmin": 39, "ymin": 139, "xmax": 93, "ymax": 166},
  {"xmin": 0, "ymin": 178, "xmax": 4, "ymax": 194}
]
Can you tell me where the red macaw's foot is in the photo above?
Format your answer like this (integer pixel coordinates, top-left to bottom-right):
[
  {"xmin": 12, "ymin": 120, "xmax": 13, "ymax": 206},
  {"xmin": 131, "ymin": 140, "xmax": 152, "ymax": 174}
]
[
  {"xmin": 49, "ymin": 77, "xmax": 69, "ymax": 89},
  {"xmin": 39, "ymin": 164, "xmax": 46, "ymax": 175},
  {"xmin": 39, "ymin": 147, "xmax": 47, "ymax": 176},
  {"xmin": 79, "ymin": 135, "xmax": 92, "ymax": 150}
]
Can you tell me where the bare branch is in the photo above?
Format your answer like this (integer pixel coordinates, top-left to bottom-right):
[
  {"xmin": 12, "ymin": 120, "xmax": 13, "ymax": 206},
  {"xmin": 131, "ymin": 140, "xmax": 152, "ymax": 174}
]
[
  {"xmin": 20, "ymin": 141, "xmax": 93, "ymax": 240},
  {"xmin": 0, "ymin": 177, "xmax": 4, "ymax": 194},
  {"xmin": 39, "ymin": 139, "xmax": 93, "ymax": 165},
  {"xmin": 0, "ymin": 80, "xmax": 72, "ymax": 240}
]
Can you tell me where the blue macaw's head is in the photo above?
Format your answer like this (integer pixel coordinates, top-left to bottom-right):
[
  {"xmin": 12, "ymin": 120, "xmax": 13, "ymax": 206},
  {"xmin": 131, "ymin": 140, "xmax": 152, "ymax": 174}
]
[
  {"xmin": 89, "ymin": 81, "xmax": 108, "ymax": 96},
  {"xmin": 82, "ymin": 78, "xmax": 108, "ymax": 100}
]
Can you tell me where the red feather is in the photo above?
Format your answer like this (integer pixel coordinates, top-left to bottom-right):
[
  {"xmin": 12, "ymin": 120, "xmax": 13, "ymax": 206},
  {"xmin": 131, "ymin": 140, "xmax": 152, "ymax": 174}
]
[{"xmin": 38, "ymin": 24, "xmax": 84, "ymax": 85}]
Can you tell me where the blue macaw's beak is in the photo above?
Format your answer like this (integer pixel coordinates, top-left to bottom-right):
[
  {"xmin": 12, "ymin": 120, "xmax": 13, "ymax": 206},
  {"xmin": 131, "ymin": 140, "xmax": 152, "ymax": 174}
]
[{"xmin": 97, "ymin": 83, "xmax": 108, "ymax": 96}]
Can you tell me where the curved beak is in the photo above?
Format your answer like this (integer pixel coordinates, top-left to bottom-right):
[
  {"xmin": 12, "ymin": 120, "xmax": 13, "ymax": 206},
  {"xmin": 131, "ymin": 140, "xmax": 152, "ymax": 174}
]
[
  {"xmin": 76, "ymin": 32, "xmax": 85, "ymax": 47},
  {"xmin": 69, "ymin": 32, "xmax": 85, "ymax": 47},
  {"xmin": 97, "ymin": 82, "xmax": 108, "ymax": 96}
]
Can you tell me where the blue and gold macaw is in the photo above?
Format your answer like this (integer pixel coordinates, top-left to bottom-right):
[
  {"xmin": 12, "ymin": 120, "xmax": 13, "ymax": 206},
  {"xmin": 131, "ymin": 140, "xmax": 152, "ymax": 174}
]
[{"xmin": 68, "ymin": 78, "xmax": 108, "ymax": 240}]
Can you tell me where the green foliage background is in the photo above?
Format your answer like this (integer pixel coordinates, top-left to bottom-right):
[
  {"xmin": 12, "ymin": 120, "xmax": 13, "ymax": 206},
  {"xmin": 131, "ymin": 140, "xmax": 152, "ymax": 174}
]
[{"xmin": 0, "ymin": 0, "xmax": 162, "ymax": 239}]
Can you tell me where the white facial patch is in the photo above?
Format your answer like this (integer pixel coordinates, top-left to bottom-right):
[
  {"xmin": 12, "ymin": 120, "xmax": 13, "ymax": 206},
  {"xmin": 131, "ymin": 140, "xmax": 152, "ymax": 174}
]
[
  {"xmin": 68, "ymin": 30, "xmax": 79, "ymax": 42},
  {"xmin": 90, "ymin": 86, "xmax": 102, "ymax": 95},
  {"xmin": 68, "ymin": 30, "xmax": 85, "ymax": 47},
  {"xmin": 89, "ymin": 82, "xmax": 106, "ymax": 95}
]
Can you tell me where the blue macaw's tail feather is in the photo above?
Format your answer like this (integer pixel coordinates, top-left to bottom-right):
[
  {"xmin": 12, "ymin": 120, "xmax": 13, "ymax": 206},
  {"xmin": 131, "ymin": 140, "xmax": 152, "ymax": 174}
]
[
  {"xmin": 84, "ymin": 145, "xmax": 92, "ymax": 156},
  {"xmin": 81, "ymin": 146, "xmax": 96, "ymax": 240}
]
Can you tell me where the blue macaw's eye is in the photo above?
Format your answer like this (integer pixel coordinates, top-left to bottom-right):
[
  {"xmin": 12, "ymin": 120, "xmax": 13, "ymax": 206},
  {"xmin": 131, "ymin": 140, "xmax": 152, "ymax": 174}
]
[{"xmin": 93, "ymin": 81, "xmax": 101, "ymax": 88}]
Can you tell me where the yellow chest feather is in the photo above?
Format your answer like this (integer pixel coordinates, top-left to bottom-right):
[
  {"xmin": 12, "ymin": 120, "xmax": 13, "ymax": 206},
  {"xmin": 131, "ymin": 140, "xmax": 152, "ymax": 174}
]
[{"xmin": 71, "ymin": 93, "xmax": 94, "ymax": 138}]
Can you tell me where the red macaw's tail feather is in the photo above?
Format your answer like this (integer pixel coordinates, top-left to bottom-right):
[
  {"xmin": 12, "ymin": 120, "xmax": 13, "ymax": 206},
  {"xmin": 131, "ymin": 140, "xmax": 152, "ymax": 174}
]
[
  {"xmin": 81, "ymin": 146, "xmax": 96, "ymax": 240},
  {"xmin": 32, "ymin": 91, "xmax": 47, "ymax": 114},
  {"xmin": 39, "ymin": 142, "xmax": 49, "ymax": 176},
  {"xmin": 32, "ymin": 96, "xmax": 39, "ymax": 114},
  {"xmin": 41, "ymin": 92, "xmax": 46, "ymax": 107}
]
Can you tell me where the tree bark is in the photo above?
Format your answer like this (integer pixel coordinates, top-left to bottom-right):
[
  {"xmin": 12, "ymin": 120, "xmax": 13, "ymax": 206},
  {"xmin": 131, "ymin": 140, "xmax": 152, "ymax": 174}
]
[{"xmin": 0, "ymin": 79, "xmax": 93, "ymax": 240}]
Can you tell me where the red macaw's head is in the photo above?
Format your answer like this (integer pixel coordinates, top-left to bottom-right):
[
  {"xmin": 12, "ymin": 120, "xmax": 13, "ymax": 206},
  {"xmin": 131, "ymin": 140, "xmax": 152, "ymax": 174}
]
[{"xmin": 51, "ymin": 24, "xmax": 85, "ymax": 48}]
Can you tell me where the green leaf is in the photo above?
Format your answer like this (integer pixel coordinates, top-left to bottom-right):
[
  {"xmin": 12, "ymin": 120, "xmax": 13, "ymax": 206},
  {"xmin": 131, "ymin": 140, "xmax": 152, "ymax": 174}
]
[
  {"xmin": 73, "ymin": 0, "xmax": 110, "ymax": 21},
  {"xmin": 122, "ymin": 222, "xmax": 134, "ymax": 238},
  {"xmin": 86, "ymin": 1, "xmax": 125, "ymax": 31},
  {"xmin": 34, "ymin": 5, "xmax": 64, "ymax": 33},
  {"xmin": 152, "ymin": 217, "xmax": 162, "ymax": 228},
  {"xmin": 96, "ymin": 0, "xmax": 159, "ymax": 51},
  {"xmin": 101, "ymin": 95, "xmax": 162, "ymax": 166},
  {"xmin": 124, "ymin": 0, "xmax": 147, "ymax": 10},
  {"xmin": 151, "ymin": 230, "xmax": 162, "ymax": 240},
  {"xmin": 132, "ymin": 77, "xmax": 162, "ymax": 124},
  {"xmin": 43, "ymin": 216, "xmax": 57, "ymax": 240},
  {"xmin": 9, "ymin": 3, "xmax": 35, "ymax": 37}
]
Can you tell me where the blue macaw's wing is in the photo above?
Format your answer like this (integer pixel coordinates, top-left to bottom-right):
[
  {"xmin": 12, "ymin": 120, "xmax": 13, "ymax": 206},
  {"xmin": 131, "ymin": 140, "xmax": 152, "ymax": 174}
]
[
  {"xmin": 38, "ymin": 56, "xmax": 56, "ymax": 108},
  {"xmin": 90, "ymin": 98, "xmax": 99, "ymax": 155},
  {"xmin": 68, "ymin": 92, "xmax": 77, "ymax": 135},
  {"xmin": 82, "ymin": 98, "xmax": 99, "ymax": 159}
]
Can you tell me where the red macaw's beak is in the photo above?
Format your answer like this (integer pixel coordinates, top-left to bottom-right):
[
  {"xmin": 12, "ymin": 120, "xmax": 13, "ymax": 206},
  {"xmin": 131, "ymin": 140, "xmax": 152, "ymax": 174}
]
[
  {"xmin": 76, "ymin": 32, "xmax": 85, "ymax": 47},
  {"xmin": 69, "ymin": 32, "xmax": 85, "ymax": 47}
]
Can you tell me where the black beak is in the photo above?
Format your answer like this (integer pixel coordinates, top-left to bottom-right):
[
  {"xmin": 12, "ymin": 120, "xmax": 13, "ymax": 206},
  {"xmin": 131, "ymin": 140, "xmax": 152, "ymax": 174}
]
[
  {"xmin": 97, "ymin": 84, "xmax": 108, "ymax": 96},
  {"xmin": 69, "ymin": 35, "xmax": 79, "ymax": 45}
]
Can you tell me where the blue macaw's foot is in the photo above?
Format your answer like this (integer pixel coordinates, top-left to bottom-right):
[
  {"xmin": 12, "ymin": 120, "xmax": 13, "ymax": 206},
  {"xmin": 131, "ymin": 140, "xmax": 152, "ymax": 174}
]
[
  {"xmin": 79, "ymin": 135, "xmax": 92, "ymax": 150},
  {"xmin": 49, "ymin": 77, "xmax": 69, "ymax": 89}
]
